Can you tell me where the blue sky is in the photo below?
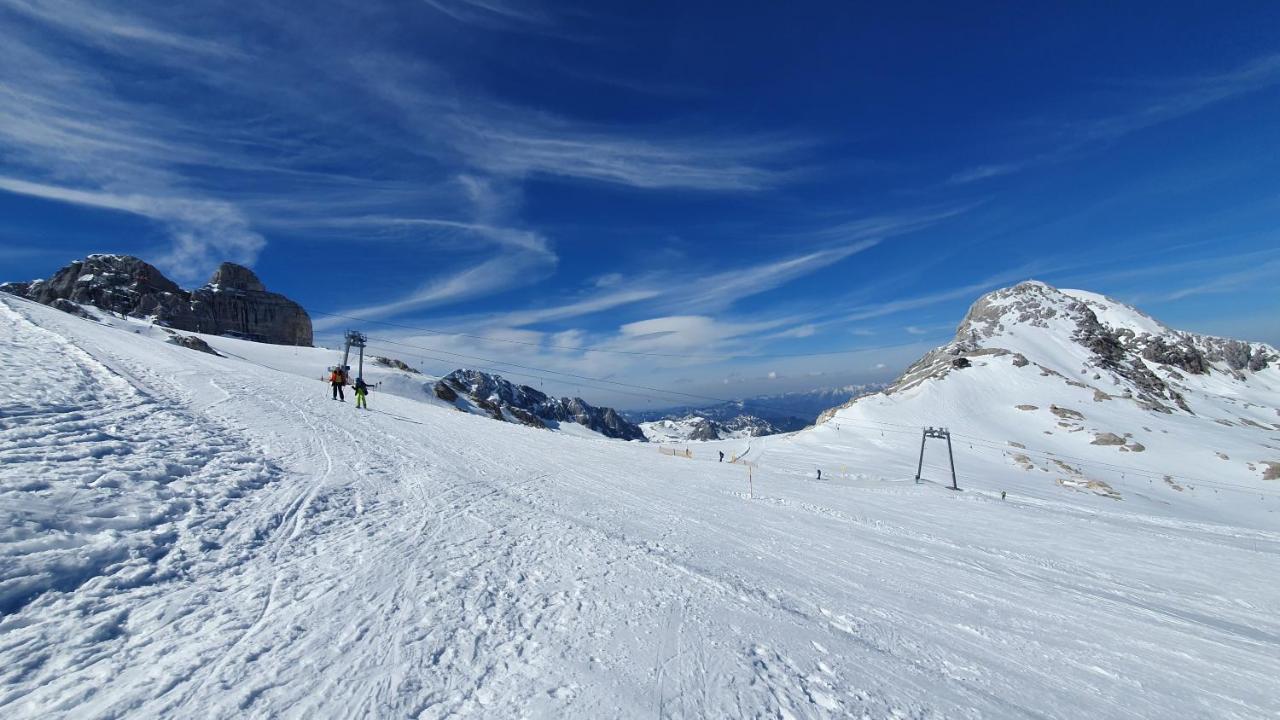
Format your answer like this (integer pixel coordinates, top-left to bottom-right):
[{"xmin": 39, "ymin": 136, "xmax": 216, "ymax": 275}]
[{"xmin": 2, "ymin": 1, "xmax": 1279, "ymax": 408}]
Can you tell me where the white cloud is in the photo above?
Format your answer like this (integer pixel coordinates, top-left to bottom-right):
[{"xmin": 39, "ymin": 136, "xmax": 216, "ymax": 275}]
[
  {"xmin": 0, "ymin": 176, "xmax": 263, "ymax": 278},
  {"xmin": 947, "ymin": 163, "xmax": 1022, "ymax": 185}
]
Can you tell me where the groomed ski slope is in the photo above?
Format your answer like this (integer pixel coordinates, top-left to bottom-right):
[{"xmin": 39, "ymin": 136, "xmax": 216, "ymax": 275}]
[{"xmin": 2, "ymin": 294, "xmax": 1279, "ymax": 719}]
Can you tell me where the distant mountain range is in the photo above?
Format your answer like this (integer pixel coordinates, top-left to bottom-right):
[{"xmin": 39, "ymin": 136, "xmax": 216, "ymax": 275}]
[{"xmin": 628, "ymin": 384, "xmax": 884, "ymax": 442}]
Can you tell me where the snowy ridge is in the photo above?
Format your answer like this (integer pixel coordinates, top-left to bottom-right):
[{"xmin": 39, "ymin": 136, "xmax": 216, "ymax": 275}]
[
  {"xmin": 2, "ymin": 289, "xmax": 1279, "ymax": 718},
  {"xmin": 817, "ymin": 280, "xmax": 1280, "ymax": 522},
  {"xmin": 434, "ymin": 369, "xmax": 646, "ymax": 441}
]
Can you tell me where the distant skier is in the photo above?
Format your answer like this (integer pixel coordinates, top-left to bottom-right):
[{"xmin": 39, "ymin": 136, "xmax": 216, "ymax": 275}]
[
  {"xmin": 329, "ymin": 368, "xmax": 346, "ymax": 401},
  {"xmin": 817, "ymin": 468, "xmax": 822, "ymax": 481},
  {"xmin": 1001, "ymin": 490, "xmax": 1007, "ymax": 500},
  {"xmin": 354, "ymin": 377, "xmax": 369, "ymax": 410},
  {"xmin": 719, "ymin": 451, "xmax": 724, "ymax": 463}
]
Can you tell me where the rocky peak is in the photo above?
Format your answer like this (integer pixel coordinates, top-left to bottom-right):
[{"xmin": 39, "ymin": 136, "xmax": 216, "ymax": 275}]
[
  {"xmin": 821, "ymin": 279, "xmax": 1276, "ymax": 423},
  {"xmin": 1, "ymin": 254, "xmax": 312, "ymax": 346},
  {"xmin": 955, "ymin": 280, "xmax": 1081, "ymax": 343},
  {"xmin": 207, "ymin": 263, "xmax": 266, "ymax": 292},
  {"xmin": 433, "ymin": 369, "xmax": 646, "ymax": 441}
]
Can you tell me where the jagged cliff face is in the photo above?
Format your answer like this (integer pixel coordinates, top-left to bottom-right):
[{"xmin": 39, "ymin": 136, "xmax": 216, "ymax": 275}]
[
  {"xmin": 0, "ymin": 255, "xmax": 312, "ymax": 346},
  {"xmin": 433, "ymin": 369, "xmax": 646, "ymax": 441}
]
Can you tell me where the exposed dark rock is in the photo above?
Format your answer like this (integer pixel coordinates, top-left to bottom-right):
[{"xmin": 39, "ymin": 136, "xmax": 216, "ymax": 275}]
[
  {"xmin": 2, "ymin": 255, "xmax": 312, "ymax": 346},
  {"xmin": 50, "ymin": 298, "xmax": 96, "ymax": 320},
  {"xmin": 374, "ymin": 356, "xmax": 420, "ymax": 374},
  {"xmin": 1050, "ymin": 405, "xmax": 1084, "ymax": 421},
  {"xmin": 683, "ymin": 418, "xmax": 720, "ymax": 441},
  {"xmin": 1141, "ymin": 338, "xmax": 1209, "ymax": 374},
  {"xmin": 433, "ymin": 381, "xmax": 458, "ymax": 403},
  {"xmin": 1249, "ymin": 347, "xmax": 1270, "ymax": 372},
  {"xmin": 167, "ymin": 335, "xmax": 222, "ymax": 356},
  {"xmin": 433, "ymin": 369, "xmax": 646, "ymax": 441},
  {"xmin": 207, "ymin": 263, "xmax": 266, "ymax": 292},
  {"xmin": 951, "ymin": 357, "xmax": 971, "ymax": 369}
]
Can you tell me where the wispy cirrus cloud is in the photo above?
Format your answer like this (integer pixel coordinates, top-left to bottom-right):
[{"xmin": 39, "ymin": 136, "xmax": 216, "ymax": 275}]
[
  {"xmin": 0, "ymin": 0, "xmax": 810, "ymax": 292},
  {"xmin": 420, "ymin": 0, "xmax": 557, "ymax": 31},
  {"xmin": 451, "ymin": 120, "xmax": 801, "ymax": 191},
  {"xmin": 0, "ymin": 175, "xmax": 263, "ymax": 274},
  {"xmin": 950, "ymin": 53, "xmax": 1280, "ymax": 185}
]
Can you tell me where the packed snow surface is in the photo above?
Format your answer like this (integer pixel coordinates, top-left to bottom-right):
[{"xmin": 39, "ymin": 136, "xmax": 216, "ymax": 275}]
[{"xmin": 2, "ymin": 293, "xmax": 1279, "ymax": 719}]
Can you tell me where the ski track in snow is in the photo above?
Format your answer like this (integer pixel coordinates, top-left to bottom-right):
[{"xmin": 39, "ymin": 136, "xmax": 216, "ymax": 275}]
[{"xmin": 2, "ymin": 294, "xmax": 1279, "ymax": 719}]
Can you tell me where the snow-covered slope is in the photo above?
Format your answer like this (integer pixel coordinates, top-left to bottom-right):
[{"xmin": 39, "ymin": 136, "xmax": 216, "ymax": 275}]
[
  {"xmin": 815, "ymin": 280, "xmax": 1280, "ymax": 526},
  {"xmin": 2, "ymin": 289, "xmax": 1279, "ymax": 719}
]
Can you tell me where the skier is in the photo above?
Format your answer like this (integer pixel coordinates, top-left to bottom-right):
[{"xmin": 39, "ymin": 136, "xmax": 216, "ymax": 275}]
[
  {"xmin": 1001, "ymin": 490, "xmax": 1007, "ymax": 500},
  {"xmin": 329, "ymin": 367, "xmax": 346, "ymax": 401},
  {"xmin": 719, "ymin": 451, "xmax": 724, "ymax": 463},
  {"xmin": 354, "ymin": 376, "xmax": 370, "ymax": 410},
  {"xmin": 817, "ymin": 468, "xmax": 822, "ymax": 481}
]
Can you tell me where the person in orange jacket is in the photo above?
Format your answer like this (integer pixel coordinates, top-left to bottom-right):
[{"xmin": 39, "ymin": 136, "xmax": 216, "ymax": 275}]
[{"xmin": 329, "ymin": 368, "xmax": 346, "ymax": 401}]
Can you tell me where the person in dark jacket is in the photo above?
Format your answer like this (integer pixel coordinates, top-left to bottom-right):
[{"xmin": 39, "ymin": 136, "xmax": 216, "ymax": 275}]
[{"xmin": 354, "ymin": 376, "xmax": 370, "ymax": 410}]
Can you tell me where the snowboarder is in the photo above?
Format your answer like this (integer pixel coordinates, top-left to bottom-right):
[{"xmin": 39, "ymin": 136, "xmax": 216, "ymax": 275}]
[
  {"xmin": 354, "ymin": 377, "xmax": 369, "ymax": 410},
  {"xmin": 329, "ymin": 368, "xmax": 346, "ymax": 401},
  {"xmin": 719, "ymin": 451, "xmax": 724, "ymax": 463}
]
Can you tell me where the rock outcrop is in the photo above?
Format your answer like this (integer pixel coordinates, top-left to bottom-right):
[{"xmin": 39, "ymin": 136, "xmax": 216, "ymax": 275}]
[
  {"xmin": 818, "ymin": 280, "xmax": 1277, "ymax": 423},
  {"xmin": 433, "ymin": 369, "xmax": 646, "ymax": 441},
  {"xmin": 1, "ymin": 255, "xmax": 312, "ymax": 346},
  {"xmin": 374, "ymin": 357, "xmax": 420, "ymax": 374}
]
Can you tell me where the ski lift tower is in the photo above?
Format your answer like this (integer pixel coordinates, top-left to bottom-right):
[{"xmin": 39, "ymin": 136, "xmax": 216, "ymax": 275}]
[
  {"xmin": 914, "ymin": 426, "xmax": 959, "ymax": 490},
  {"xmin": 342, "ymin": 330, "xmax": 367, "ymax": 381}
]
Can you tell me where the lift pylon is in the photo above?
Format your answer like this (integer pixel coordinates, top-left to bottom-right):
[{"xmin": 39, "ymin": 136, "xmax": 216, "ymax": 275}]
[
  {"xmin": 914, "ymin": 426, "xmax": 959, "ymax": 490},
  {"xmin": 342, "ymin": 330, "xmax": 367, "ymax": 381}
]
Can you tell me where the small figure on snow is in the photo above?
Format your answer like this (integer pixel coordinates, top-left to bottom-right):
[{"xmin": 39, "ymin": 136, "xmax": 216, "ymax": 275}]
[
  {"xmin": 1000, "ymin": 490, "xmax": 1007, "ymax": 500},
  {"xmin": 817, "ymin": 468, "xmax": 822, "ymax": 481},
  {"xmin": 719, "ymin": 451, "xmax": 725, "ymax": 463},
  {"xmin": 354, "ymin": 377, "xmax": 370, "ymax": 410},
  {"xmin": 330, "ymin": 367, "xmax": 346, "ymax": 401}
]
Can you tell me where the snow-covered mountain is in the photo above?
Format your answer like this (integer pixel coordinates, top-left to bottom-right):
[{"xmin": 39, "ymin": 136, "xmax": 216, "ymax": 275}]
[
  {"xmin": 814, "ymin": 280, "xmax": 1279, "ymax": 509},
  {"xmin": 434, "ymin": 369, "xmax": 646, "ymax": 441},
  {"xmin": 3, "ymin": 283, "xmax": 1280, "ymax": 719},
  {"xmin": 640, "ymin": 413, "xmax": 783, "ymax": 443}
]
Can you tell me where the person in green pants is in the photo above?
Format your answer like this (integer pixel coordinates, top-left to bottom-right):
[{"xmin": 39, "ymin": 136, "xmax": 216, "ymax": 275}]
[{"xmin": 354, "ymin": 376, "xmax": 370, "ymax": 410}]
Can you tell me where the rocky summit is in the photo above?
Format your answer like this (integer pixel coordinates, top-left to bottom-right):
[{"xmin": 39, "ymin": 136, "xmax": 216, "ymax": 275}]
[
  {"xmin": 0, "ymin": 254, "xmax": 312, "ymax": 346},
  {"xmin": 434, "ymin": 369, "xmax": 646, "ymax": 441}
]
